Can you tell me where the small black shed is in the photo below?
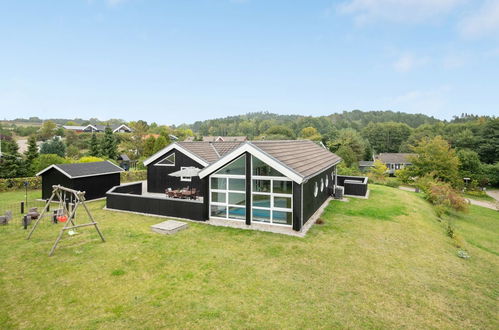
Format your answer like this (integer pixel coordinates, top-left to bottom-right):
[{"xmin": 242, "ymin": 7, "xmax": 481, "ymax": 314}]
[{"xmin": 37, "ymin": 161, "xmax": 124, "ymax": 200}]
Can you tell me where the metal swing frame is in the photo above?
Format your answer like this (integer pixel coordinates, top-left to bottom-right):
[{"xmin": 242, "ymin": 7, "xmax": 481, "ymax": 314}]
[{"xmin": 27, "ymin": 185, "xmax": 105, "ymax": 256}]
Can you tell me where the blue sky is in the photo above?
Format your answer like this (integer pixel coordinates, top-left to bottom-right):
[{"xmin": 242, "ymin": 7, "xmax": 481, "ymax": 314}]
[{"xmin": 0, "ymin": 0, "xmax": 498, "ymax": 125}]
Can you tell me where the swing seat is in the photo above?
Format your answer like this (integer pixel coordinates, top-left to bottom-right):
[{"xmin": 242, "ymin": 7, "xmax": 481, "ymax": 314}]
[{"xmin": 57, "ymin": 216, "xmax": 67, "ymax": 223}]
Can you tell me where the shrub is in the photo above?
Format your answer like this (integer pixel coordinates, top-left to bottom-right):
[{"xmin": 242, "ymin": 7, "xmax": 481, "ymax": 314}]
[
  {"xmin": 0, "ymin": 176, "xmax": 42, "ymax": 191},
  {"xmin": 385, "ymin": 180, "xmax": 400, "ymax": 188},
  {"xmin": 33, "ymin": 154, "xmax": 67, "ymax": 173},
  {"xmin": 77, "ymin": 156, "xmax": 105, "ymax": 163},
  {"xmin": 425, "ymin": 181, "xmax": 469, "ymax": 213},
  {"xmin": 120, "ymin": 170, "xmax": 147, "ymax": 183}
]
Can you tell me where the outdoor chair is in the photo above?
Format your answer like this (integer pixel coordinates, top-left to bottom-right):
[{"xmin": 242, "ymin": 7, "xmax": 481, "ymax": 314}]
[{"xmin": 190, "ymin": 188, "xmax": 198, "ymax": 199}]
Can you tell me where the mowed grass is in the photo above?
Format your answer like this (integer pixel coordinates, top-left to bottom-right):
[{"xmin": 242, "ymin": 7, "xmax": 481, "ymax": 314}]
[{"xmin": 0, "ymin": 185, "xmax": 497, "ymax": 329}]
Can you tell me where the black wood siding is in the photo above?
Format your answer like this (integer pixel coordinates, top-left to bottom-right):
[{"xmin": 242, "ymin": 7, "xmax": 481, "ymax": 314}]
[
  {"xmin": 41, "ymin": 169, "xmax": 120, "ymax": 201},
  {"xmin": 147, "ymin": 149, "xmax": 205, "ymax": 194},
  {"xmin": 336, "ymin": 175, "xmax": 368, "ymax": 197},
  {"xmin": 72, "ymin": 173, "xmax": 121, "ymax": 200},
  {"xmin": 41, "ymin": 168, "xmax": 73, "ymax": 200},
  {"xmin": 292, "ymin": 182, "xmax": 302, "ymax": 231},
  {"xmin": 106, "ymin": 182, "xmax": 206, "ymax": 221},
  {"xmin": 302, "ymin": 165, "xmax": 336, "ymax": 225}
]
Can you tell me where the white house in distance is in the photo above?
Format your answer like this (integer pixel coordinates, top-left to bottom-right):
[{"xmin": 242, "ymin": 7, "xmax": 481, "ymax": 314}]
[
  {"xmin": 373, "ymin": 153, "xmax": 416, "ymax": 175},
  {"xmin": 62, "ymin": 124, "xmax": 132, "ymax": 133}
]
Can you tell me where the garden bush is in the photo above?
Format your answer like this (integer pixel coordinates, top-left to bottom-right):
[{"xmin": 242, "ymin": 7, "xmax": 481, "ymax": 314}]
[
  {"xmin": 121, "ymin": 170, "xmax": 147, "ymax": 182},
  {"xmin": 0, "ymin": 176, "xmax": 42, "ymax": 191},
  {"xmin": 425, "ymin": 181, "xmax": 469, "ymax": 214}
]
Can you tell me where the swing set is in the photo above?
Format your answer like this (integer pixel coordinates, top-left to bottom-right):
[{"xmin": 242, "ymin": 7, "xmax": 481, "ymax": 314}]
[{"xmin": 27, "ymin": 185, "xmax": 105, "ymax": 256}]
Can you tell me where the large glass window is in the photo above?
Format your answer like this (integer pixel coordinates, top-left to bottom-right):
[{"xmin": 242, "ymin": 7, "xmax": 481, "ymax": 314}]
[
  {"xmin": 215, "ymin": 155, "xmax": 246, "ymax": 175},
  {"xmin": 273, "ymin": 180, "xmax": 292, "ymax": 194},
  {"xmin": 252, "ymin": 156, "xmax": 284, "ymax": 176},
  {"xmin": 253, "ymin": 180, "xmax": 271, "ymax": 193},
  {"xmin": 211, "ymin": 177, "xmax": 226, "ymax": 190},
  {"xmin": 229, "ymin": 178, "xmax": 245, "ymax": 191},
  {"xmin": 253, "ymin": 194, "xmax": 271, "ymax": 208},
  {"xmin": 251, "ymin": 156, "xmax": 292, "ymax": 226},
  {"xmin": 210, "ymin": 155, "xmax": 246, "ymax": 221}
]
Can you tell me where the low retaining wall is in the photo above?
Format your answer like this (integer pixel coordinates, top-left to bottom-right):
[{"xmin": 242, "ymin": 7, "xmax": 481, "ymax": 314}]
[
  {"xmin": 106, "ymin": 183, "xmax": 207, "ymax": 221},
  {"xmin": 337, "ymin": 175, "xmax": 368, "ymax": 197}
]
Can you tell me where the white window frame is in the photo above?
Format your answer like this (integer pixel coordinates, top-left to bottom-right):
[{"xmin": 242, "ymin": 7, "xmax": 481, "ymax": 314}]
[
  {"xmin": 155, "ymin": 153, "xmax": 175, "ymax": 167},
  {"xmin": 180, "ymin": 166, "xmax": 192, "ymax": 182},
  {"xmin": 320, "ymin": 178, "xmax": 324, "ymax": 192},
  {"xmin": 209, "ymin": 155, "xmax": 247, "ymax": 221},
  {"xmin": 250, "ymin": 156, "xmax": 293, "ymax": 226}
]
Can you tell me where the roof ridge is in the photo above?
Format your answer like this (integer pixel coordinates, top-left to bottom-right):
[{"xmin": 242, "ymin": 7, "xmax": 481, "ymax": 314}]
[{"xmin": 210, "ymin": 143, "xmax": 221, "ymax": 158}]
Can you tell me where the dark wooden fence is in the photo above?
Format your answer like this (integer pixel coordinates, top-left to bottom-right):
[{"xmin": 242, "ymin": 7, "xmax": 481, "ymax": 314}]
[
  {"xmin": 106, "ymin": 182, "xmax": 207, "ymax": 221},
  {"xmin": 336, "ymin": 175, "xmax": 368, "ymax": 197}
]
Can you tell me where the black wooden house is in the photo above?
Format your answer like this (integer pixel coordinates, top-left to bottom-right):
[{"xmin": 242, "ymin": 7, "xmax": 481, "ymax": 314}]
[
  {"xmin": 37, "ymin": 161, "xmax": 124, "ymax": 200},
  {"xmin": 107, "ymin": 140, "xmax": 368, "ymax": 234}
]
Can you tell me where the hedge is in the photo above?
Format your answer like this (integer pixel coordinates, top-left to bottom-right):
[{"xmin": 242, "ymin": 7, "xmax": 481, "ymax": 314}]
[
  {"xmin": 0, "ymin": 176, "xmax": 42, "ymax": 191},
  {"xmin": 0, "ymin": 170, "xmax": 147, "ymax": 192}
]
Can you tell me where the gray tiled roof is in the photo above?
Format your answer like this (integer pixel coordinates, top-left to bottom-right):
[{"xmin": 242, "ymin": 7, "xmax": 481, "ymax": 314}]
[
  {"xmin": 40, "ymin": 161, "xmax": 124, "ymax": 178},
  {"xmin": 184, "ymin": 136, "xmax": 247, "ymax": 142},
  {"xmin": 374, "ymin": 153, "xmax": 416, "ymax": 164},
  {"xmin": 251, "ymin": 140, "xmax": 341, "ymax": 178},
  {"xmin": 178, "ymin": 140, "xmax": 341, "ymax": 179},
  {"xmin": 177, "ymin": 141, "xmax": 243, "ymax": 163}
]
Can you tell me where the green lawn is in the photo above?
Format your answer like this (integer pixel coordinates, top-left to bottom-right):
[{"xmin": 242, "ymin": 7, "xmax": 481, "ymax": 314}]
[{"xmin": 0, "ymin": 185, "xmax": 497, "ymax": 329}]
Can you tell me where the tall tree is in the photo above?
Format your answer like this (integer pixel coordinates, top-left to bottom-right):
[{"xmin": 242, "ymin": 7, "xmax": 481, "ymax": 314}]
[
  {"xmin": 101, "ymin": 126, "xmax": 118, "ymax": 159},
  {"xmin": 362, "ymin": 122, "xmax": 412, "ymax": 153},
  {"xmin": 89, "ymin": 133, "xmax": 100, "ymax": 157},
  {"xmin": 24, "ymin": 135, "xmax": 39, "ymax": 176},
  {"xmin": 299, "ymin": 127, "xmax": 322, "ymax": 141},
  {"xmin": 38, "ymin": 120, "xmax": 57, "ymax": 140},
  {"xmin": 153, "ymin": 135, "xmax": 168, "ymax": 154},
  {"xmin": 143, "ymin": 136, "xmax": 156, "ymax": 157},
  {"xmin": 406, "ymin": 136, "xmax": 460, "ymax": 185},
  {"xmin": 328, "ymin": 128, "xmax": 366, "ymax": 165},
  {"xmin": 477, "ymin": 118, "xmax": 499, "ymax": 164},
  {"xmin": 0, "ymin": 140, "xmax": 27, "ymax": 178},
  {"xmin": 40, "ymin": 137, "xmax": 66, "ymax": 157}
]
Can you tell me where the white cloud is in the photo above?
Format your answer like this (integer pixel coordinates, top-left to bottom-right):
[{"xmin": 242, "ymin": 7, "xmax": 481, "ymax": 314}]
[
  {"xmin": 460, "ymin": 0, "xmax": 499, "ymax": 38},
  {"xmin": 393, "ymin": 54, "xmax": 430, "ymax": 73},
  {"xmin": 442, "ymin": 54, "xmax": 466, "ymax": 69},
  {"xmin": 385, "ymin": 85, "xmax": 452, "ymax": 114},
  {"xmin": 337, "ymin": 0, "xmax": 464, "ymax": 25}
]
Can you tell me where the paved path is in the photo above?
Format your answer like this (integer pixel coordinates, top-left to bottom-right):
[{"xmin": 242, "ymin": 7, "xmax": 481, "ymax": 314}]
[
  {"xmin": 486, "ymin": 190, "xmax": 499, "ymax": 202},
  {"xmin": 398, "ymin": 186, "xmax": 497, "ymax": 211}
]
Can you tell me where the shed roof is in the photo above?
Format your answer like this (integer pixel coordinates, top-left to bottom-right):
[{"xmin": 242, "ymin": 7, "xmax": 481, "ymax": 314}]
[
  {"xmin": 374, "ymin": 153, "xmax": 416, "ymax": 164},
  {"xmin": 36, "ymin": 161, "xmax": 124, "ymax": 179}
]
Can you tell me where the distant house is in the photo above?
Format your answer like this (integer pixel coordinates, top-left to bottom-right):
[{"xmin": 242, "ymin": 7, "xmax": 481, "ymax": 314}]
[
  {"xmin": 63, "ymin": 124, "xmax": 132, "ymax": 133},
  {"xmin": 184, "ymin": 136, "xmax": 248, "ymax": 142},
  {"xmin": 358, "ymin": 161, "xmax": 374, "ymax": 172},
  {"xmin": 373, "ymin": 153, "xmax": 416, "ymax": 175}
]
